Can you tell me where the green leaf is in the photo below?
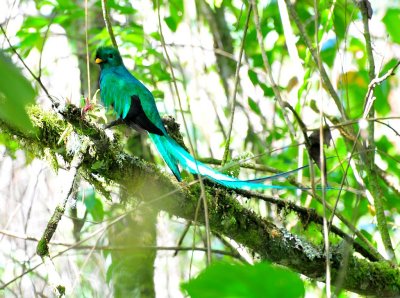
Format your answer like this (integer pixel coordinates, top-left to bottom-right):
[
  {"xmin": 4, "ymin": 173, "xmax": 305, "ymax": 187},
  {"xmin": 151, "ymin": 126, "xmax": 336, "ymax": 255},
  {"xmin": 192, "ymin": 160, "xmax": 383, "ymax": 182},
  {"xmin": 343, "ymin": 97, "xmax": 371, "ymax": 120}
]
[
  {"xmin": 248, "ymin": 97, "xmax": 262, "ymax": 116},
  {"xmin": 376, "ymin": 136, "xmax": 397, "ymax": 160},
  {"xmin": 349, "ymin": 37, "xmax": 367, "ymax": 69},
  {"xmin": 152, "ymin": 89, "xmax": 165, "ymax": 100},
  {"xmin": 15, "ymin": 31, "xmax": 42, "ymax": 56},
  {"xmin": 248, "ymin": 69, "xmax": 259, "ymax": 85},
  {"xmin": 109, "ymin": 0, "xmax": 137, "ymax": 15},
  {"xmin": 181, "ymin": 262, "xmax": 305, "ymax": 298},
  {"xmin": 91, "ymin": 160, "xmax": 105, "ymax": 170},
  {"xmin": 164, "ymin": 16, "xmax": 177, "ymax": 32},
  {"xmin": 23, "ymin": 15, "xmax": 49, "ymax": 29},
  {"xmin": 36, "ymin": 0, "xmax": 56, "ymax": 9},
  {"xmin": 106, "ymin": 262, "xmax": 116, "ymax": 284},
  {"xmin": 374, "ymin": 79, "xmax": 390, "ymax": 115},
  {"xmin": 355, "ymin": 229, "xmax": 377, "ymax": 248},
  {"xmin": 247, "ymin": 70, "xmax": 274, "ymax": 97},
  {"xmin": 214, "ymin": 0, "xmax": 223, "ymax": 8},
  {"xmin": 119, "ymin": 24, "xmax": 144, "ymax": 50},
  {"xmin": 0, "ymin": 133, "xmax": 20, "ymax": 158},
  {"xmin": 259, "ymin": 82, "xmax": 274, "ymax": 97},
  {"xmin": 169, "ymin": 0, "xmax": 184, "ymax": 31},
  {"xmin": 0, "ymin": 52, "xmax": 36, "ymax": 134},
  {"xmin": 379, "ymin": 58, "xmax": 400, "ymax": 75},
  {"xmin": 383, "ymin": 8, "xmax": 400, "ymax": 44},
  {"xmin": 148, "ymin": 62, "xmax": 172, "ymax": 82},
  {"xmin": 56, "ymin": 0, "xmax": 78, "ymax": 10},
  {"xmin": 53, "ymin": 15, "xmax": 70, "ymax": 25},
  {"xmin": 376, "ymin": 137, "xmax": 400, "ymax": 177},
  {"xmin": 149, "ymin": 31, "xmax": 161, "ymax": 41},
  {"xmin": 298, "ymin": 68, "xmax": 311, "ymax": 100},
  {"xmin": 321, "ymin": 38, "xmax": 337, "ymax": 67},
  {"xmin": 79, "ymin": 188, "xmax": 104, "ymax": 222},
  {"xmin": 333, "ymin": 0, "xmax": 357, "ymax": 40},
  {"xmin": 337, "ymin": 70, "xmax": 368, "ymax": 118}
]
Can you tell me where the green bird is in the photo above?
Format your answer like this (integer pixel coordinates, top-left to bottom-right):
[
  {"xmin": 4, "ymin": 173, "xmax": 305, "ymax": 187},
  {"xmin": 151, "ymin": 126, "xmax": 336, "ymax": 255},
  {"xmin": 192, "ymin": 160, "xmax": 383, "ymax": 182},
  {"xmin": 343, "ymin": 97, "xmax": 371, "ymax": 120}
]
[{"xmin": 95, "ymin": 46, "xmax": 307, "ymax": 190}]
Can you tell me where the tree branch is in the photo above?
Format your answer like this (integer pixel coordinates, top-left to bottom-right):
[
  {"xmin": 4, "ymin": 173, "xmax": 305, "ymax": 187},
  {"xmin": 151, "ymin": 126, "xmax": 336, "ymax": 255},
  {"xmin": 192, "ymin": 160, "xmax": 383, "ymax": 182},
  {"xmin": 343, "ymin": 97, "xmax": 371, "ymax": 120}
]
[
  {"xmin": 101, "ymin": 0, "xmax": 118, "ymax": 48},
  {"xmin": 222, "ymin": 4, "xmax": 251, "ymax": 165},
  {"xmin": 250, "ymin": 0, "xmax": 296, "ymax": 138},
  {"xmin": 0, "ymin": 105, "xmax": 399, "ymax": 296}
]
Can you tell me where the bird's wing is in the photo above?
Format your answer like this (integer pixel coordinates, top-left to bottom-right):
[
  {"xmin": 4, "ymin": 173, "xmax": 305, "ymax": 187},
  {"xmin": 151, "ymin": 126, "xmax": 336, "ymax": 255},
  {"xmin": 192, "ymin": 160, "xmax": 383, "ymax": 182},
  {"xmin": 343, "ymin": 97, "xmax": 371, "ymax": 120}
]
[
  {"xmin": 101, "ymin": 67, "xmax": 166, "ymax": 134},
  {"xmin": 126, "ymin": 96, "xmax": 164, "ymax": 135},
  {"xmin": 100, "ymin": 68, "xmax": 132, "ymax": 119}
]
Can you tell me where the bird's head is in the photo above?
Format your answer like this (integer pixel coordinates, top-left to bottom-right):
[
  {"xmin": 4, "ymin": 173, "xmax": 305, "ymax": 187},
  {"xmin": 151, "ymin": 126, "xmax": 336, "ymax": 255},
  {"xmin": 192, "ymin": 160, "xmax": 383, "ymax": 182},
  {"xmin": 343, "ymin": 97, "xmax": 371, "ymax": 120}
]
[{"xmin": 95, "ymin": 46, "xmax": 123, "ymax": 69}]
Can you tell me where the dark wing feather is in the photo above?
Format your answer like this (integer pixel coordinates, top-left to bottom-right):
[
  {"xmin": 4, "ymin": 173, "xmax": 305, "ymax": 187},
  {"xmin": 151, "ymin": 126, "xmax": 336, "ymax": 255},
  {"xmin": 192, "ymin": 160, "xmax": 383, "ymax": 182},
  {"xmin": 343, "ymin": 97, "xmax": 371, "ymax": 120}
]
[{"xmin": 125, "ymin": 96, "xmax": 164, "ymax": 135}]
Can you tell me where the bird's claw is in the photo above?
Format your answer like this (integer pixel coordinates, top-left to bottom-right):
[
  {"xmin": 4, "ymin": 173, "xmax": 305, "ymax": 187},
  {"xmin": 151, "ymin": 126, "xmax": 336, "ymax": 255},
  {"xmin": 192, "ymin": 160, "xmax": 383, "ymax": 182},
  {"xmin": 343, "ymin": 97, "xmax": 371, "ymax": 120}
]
[{"xmin": 104, "ymin": 119, "xmax": 123, "ymax": 130}]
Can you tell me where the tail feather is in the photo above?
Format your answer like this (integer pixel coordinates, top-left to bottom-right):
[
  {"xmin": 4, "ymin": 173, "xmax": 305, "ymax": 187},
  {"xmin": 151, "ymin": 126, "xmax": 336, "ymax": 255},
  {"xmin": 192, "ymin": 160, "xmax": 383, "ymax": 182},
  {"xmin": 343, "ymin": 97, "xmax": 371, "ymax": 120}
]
[
  {"xmin": 156, "ymin": 135, "xmax": 308, "ymax": 190},
  {"xmin": 149, "ymin": 134, "xmax": 182, "ymax": 181},
  {"xmin": 245, "ymin": 165, "xmax": 310, "ymax": 183}
]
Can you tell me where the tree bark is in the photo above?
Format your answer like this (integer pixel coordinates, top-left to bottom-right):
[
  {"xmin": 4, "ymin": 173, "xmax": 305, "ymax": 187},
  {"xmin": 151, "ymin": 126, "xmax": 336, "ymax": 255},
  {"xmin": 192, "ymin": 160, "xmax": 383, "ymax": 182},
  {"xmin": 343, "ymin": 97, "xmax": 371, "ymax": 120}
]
[{"xmin": 1, "ymin": 104, "xmax": 399, "ymax": 297}]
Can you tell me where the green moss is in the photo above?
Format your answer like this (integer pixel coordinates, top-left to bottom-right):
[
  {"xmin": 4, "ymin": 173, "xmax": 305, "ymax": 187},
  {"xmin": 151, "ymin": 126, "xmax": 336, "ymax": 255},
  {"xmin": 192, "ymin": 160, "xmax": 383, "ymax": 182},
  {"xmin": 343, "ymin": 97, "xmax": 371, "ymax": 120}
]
[
  {"xmin": 28, "ymin": 105, "xmax": 66, "ymax": 148},
  {"xmin": 36, "ymin": 238, "xmax": 49, "ymax": 257},
  {"xmin": 81, "ymin": 171, "xmax": 112, "ymax": 201},
  {"xmin": 335, "ymin": 257, "xmax": 400, "ymax": 295},
  {"xmin": 221, "ymin": 215, "xmax": 237, "ymax": 229},
  {"xmin": 56, "ymin": 285, "xmax": 66, "ymax": 296},
  {"xmin": 55, "ymin": 206, "xmax": 65, "ymax": 214},
  {"xmin": 44, "ymin": 148, "xmax": 59, "ymax": 172}
]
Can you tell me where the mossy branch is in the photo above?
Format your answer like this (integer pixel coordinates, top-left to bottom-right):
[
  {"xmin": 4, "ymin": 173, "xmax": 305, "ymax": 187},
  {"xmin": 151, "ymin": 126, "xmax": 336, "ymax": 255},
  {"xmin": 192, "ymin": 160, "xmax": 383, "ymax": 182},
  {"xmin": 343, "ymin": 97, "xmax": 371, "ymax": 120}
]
[
  {"xmin": 357, "ymin": 1, "xmax": 396, "ymax": 262},
  {"xmin": 35, "ymin": 137, "xmax": 88, "ymax": 296},
  {"xmin": 1, "ymin": 105, "xmax": 400, "ymax": 296}
]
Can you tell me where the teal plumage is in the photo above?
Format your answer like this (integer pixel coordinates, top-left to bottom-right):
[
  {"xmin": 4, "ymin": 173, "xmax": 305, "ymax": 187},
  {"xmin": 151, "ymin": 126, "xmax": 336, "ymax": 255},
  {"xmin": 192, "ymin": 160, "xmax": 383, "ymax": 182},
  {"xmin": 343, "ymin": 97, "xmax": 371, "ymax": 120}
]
[
  {"xmin": 95, "ymin": 46, "xmax": 307, "ymax": 190},
  {"xmin": 148, "ymin": 134, "xmax": 181, "ymax": 180}
]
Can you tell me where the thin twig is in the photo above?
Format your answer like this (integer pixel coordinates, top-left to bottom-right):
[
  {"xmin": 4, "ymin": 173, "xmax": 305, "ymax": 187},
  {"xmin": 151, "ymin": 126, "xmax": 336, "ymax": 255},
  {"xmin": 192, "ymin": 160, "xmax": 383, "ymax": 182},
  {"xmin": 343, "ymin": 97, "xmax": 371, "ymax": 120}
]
[
  {"xmin": 376, "ymin": 167, "xmax": 400, "ymax": 197},
  {"xmin": 287, "ymin": 175, "xmax": 384, "ymax": 261},
  {"xmin": 312, "ymin": 2, "xmax": 330, "ymax": 295},
  {"xmin": 284, "ymin": 0, "xmax": 347, "ymax": 120},
  {"xmin": 85, "ymin": 0, "xmax": 92, "ymax": 100},
  {"xmin": 0, "ymin": 25, "xmax": 56, "ymax": 106},
  {"xmin": 101, "ymin": 0, "xmax": 118, "ymax": 48},
  {"xmin": 35, "ymin": 138, "xmax": 88, "ymax": 295},
  {"xmin": 156, "ymin": 0, "xmax": 211, "ymax": 265},
  {"xmin": 361, "ymin": 61, "xmax": 400, "ymax": 262},
  {"xmin": 71, "ymin": 228, "xmax": 107, "ymax": 292},
  {"xmin": 174, "ymin": 221, "xmax": 192, "ymax": 256},
  {"xmin": 358, "ymin": 15, "xmax": 400, "ymax": 262},
  {"xmin": 285, "ymin": 0, "xmax": 398, "ymax": 264},
  {"xmin": 38, "ymin": 14, "xmax": 55, "ymax": 80},
  {"xmin": 250, "ymin": 0, "xmax": 296, "ymax": 138},
  {"xmin": 0, "ymin": 228, "xmax": 242, "ymax": 258},
  {"xmin": 189, "ymin": 197, "xmax": 204, "ymax": 278},
  {"xmin": 221, "ymin": 5, "xmax": 252, "ymax": 165},
  {"xmin": 311, "ymin": 116, "xmax": 400, "ymax": 131},
  {"xmin": 1, "ymin": 211, "xmax": 129, "ymax": 290},
  {"xmin": 375, "ymin": 120, "xmax": 400, "ymax": 137},
  {"xmin": 363, "ymin": 61, "xmax": 400, "ymax": 112}
]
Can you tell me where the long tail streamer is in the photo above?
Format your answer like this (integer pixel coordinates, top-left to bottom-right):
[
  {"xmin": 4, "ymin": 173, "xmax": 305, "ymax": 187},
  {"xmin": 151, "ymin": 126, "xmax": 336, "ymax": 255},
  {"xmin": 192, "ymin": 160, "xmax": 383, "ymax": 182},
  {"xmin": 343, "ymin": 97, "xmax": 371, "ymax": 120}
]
[{"xmin": 150, "ymin": 134, "xmax": 312, "ymax": 190}]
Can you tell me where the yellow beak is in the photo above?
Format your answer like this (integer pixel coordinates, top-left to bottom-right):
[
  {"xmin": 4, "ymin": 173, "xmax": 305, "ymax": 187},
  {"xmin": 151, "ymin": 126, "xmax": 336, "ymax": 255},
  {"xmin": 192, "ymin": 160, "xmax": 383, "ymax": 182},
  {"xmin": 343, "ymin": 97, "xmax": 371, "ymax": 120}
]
[{"xmin": 95, "ymin": 58, "xmax": 103, "ymax": 64}]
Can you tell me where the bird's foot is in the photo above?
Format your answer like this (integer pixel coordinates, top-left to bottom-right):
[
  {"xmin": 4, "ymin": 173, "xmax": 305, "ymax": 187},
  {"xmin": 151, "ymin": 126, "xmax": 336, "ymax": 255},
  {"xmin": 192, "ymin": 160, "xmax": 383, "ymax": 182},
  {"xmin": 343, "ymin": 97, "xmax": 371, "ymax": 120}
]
[{"xmin": 104, "ymin": 119, "xmax": 123, "ymax": 129}]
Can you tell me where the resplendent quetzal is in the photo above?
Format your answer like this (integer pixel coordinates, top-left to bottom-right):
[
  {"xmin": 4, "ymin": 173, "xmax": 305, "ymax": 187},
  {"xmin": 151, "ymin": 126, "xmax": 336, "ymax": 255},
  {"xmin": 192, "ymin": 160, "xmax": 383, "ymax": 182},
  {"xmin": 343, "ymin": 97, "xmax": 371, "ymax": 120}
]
[{"xmin": 95, "ymin": 46, "xmax": 305, "ymax": 190}]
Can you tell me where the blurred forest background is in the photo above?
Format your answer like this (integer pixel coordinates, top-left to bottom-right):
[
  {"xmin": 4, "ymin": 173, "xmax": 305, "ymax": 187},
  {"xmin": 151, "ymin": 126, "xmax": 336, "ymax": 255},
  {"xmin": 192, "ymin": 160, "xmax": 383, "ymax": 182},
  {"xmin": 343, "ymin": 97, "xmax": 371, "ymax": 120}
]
[{"xmin": 1, "ymin": 0, "xmax": 400, "ymax": 297}]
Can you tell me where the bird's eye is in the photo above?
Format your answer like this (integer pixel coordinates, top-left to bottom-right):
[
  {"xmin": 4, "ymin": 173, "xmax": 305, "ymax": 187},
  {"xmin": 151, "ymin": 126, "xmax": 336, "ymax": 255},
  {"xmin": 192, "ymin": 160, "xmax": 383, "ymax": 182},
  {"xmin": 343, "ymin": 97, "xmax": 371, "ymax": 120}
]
[{"xmin": 108, "ymin": 54, "xmax": 113, "ymax": 58}]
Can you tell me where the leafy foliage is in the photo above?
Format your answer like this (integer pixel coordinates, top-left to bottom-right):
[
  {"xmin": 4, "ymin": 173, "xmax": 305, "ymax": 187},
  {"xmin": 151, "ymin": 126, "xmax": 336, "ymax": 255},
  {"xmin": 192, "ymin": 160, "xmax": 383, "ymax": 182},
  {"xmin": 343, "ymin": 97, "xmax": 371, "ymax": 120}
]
[
  {"xmin": 1, "ymin": 0, "xmax": 400, "ymax": 297},
  {"xmin": 0, "ymin": 52, "xmax": 36, "ymax": 134},
  {"xmin": 182, "ymin": 262, "xmax": 305, "ymax": 298}
]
